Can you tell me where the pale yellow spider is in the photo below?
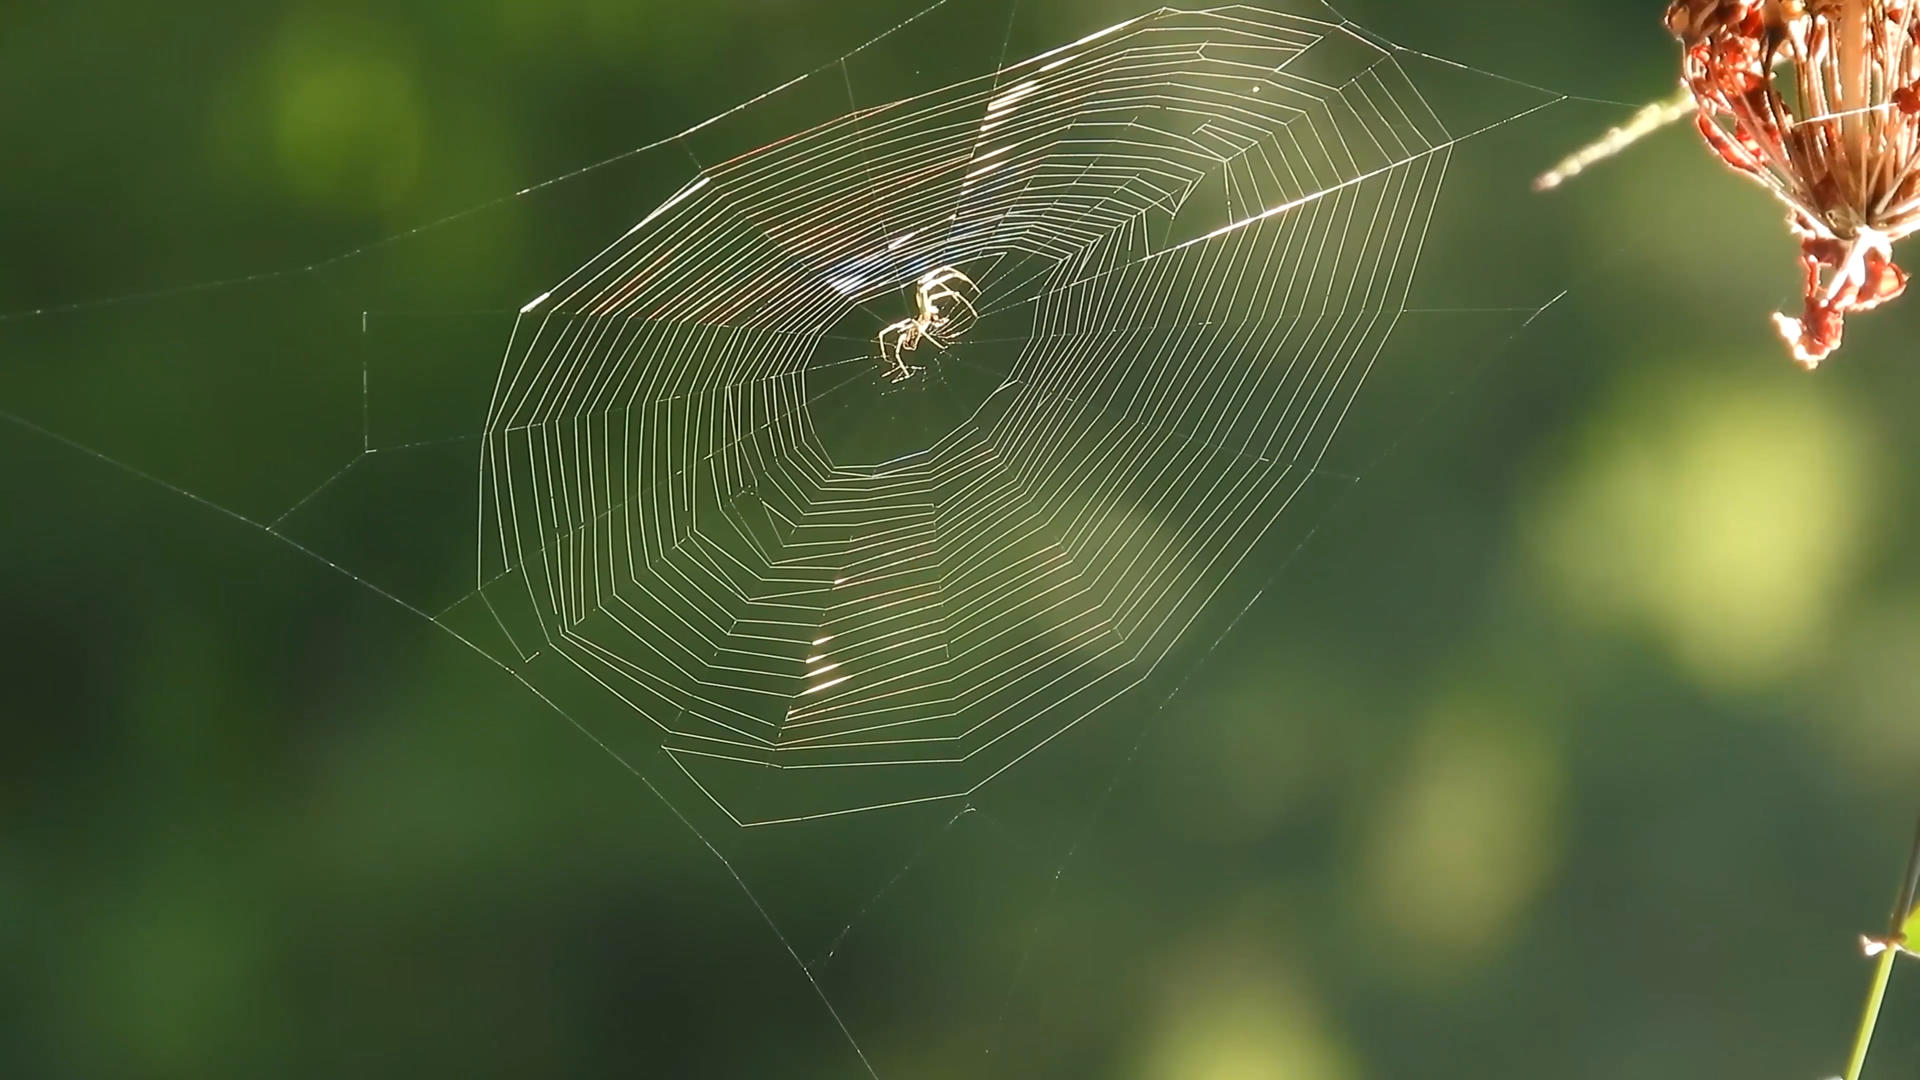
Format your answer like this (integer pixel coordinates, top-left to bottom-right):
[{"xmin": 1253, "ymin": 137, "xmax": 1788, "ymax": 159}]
[{"xmin": 876, "ymin": 266, "xmax": 978, "ymax": 382}]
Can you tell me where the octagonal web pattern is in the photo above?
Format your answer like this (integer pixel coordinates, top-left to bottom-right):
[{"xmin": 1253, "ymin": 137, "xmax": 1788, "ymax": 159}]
[{"xmin": 479, "ymin": 5, "xmax": 1455, "ymax": 824}]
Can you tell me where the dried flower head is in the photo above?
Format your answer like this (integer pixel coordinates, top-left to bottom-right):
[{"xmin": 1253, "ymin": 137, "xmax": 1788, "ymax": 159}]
[{"xmin": 1667, "ymin": 0, "xmax": 1920, "ymax": 367}]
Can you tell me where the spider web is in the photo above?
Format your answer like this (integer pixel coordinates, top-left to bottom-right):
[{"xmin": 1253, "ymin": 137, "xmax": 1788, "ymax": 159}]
[
  {"xmin": 0, "ymin": 0, "xmax": 1598, "ymax": 1075},
  {"xmin": 478, "ymin": 4, "xmax": 1530, "ymax": 827}
]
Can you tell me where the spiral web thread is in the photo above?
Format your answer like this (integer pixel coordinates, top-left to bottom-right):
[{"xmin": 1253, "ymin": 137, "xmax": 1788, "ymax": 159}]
[
  {"xmin": 0, "ymin": 2, "xmax": 1597, "ymax": 1076},
  {"xmin": 472, "ymin": 3, "xmax": 1502, "ymax": 826}
]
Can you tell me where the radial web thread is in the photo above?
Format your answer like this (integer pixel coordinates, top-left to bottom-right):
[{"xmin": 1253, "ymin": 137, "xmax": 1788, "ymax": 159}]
[{"xmin": 479, "ymin": 5, "xmax": 1467, "ymax": 825}]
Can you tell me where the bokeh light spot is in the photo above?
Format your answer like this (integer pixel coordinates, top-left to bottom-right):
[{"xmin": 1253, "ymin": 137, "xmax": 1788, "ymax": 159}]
[
  {"xmin": 1135, "ymin": 963, "xmax": 1356, "ymax": 1080},
  {"xmin": 1360, "ymin": 699, "xmax": 1562, "ymax": 963},
  {"xmin": 270, "ymin": 11, "xmax": 423, "ymax": 212},
  {"xmin": 1528, "ymin": 371, "xmax": 1876, "ymax": 689}
]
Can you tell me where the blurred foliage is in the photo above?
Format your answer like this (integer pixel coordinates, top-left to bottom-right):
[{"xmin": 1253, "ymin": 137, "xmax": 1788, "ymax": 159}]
[{"xmin": 5, "ymin": 1, "xmax": 1920, "ymax": 1079}]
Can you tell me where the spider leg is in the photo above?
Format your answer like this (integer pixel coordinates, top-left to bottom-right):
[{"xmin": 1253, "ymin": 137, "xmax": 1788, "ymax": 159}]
[
  {"xmin": 911, "ymin": 270, "xmax": 980, "ymax": 359},
  {"xmin": 918, "ymin": 271, "xmax": 973, "ymax": 313},
  {"xmin": 877, "ymin": 319, "xmax": 919, "ymax": 381},
  {"xmin": 924, "ymin": 314, "xmax": 968, "ymax": 351},
  {"xmin": 923, "ymin": 284, "xmax": 978, "ymax": 322},
  {"xmin": 911, "ymin": 268, "xmax": 979, "ymax": 336},
  {"xmin": 884, "ymin": 269, "xmax": 981, "ymax": 382},
  {"xmin": 919, "ymin": 267, "xmax": 975, "ymax": 293}
]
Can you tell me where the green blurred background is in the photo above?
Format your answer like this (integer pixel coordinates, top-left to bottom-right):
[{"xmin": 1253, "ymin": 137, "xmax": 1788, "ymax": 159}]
[{"xmin": 6, "ymin": 1, "xmax": 1920, "ymax": 1077}]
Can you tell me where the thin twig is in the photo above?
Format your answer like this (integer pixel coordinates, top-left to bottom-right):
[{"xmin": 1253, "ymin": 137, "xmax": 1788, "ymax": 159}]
[
  {"xmin": 1841, "ymin": 815, "xmax": 1920, "ymax": 1080},
  {"xmin": 1844, "ymin": 946, "xmax": 1900, "ymax": 1080},
  {"xmin": 1890, "ymin": 816, "xmax": 1920, "ymax": 936},
  {"xmin": 1534, "ymin": 87, "xmax": 1695, "ymax": 192}
]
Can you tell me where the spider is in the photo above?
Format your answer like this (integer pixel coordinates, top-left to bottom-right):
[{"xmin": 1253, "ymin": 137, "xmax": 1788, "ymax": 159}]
[{"xmin": 876, "ymin": 266, "xmax": 979, "ymax": 382}]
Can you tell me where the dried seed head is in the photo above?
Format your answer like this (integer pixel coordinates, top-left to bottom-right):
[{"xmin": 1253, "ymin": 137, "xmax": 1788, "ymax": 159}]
[{"xmin": 1667, "ymin": 0, "xmax": 1920, "ymax": 367}]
